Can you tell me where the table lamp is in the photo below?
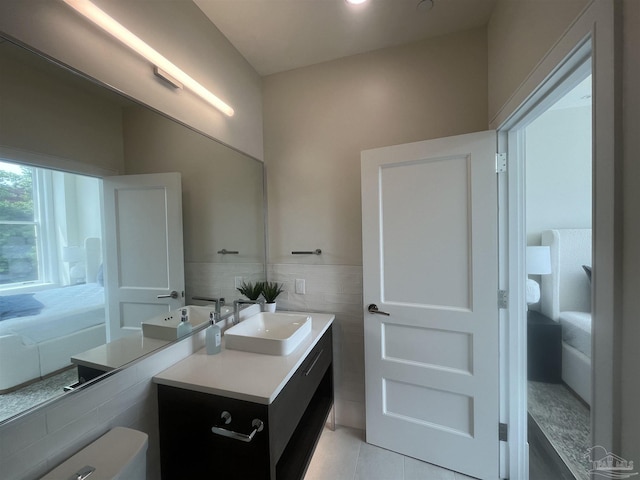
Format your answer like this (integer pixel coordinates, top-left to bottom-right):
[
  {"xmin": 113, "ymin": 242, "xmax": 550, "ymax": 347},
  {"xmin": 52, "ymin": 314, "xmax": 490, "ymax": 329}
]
[{"xmin": 526, "ymin": 246, "xmax": 552, "ymax": 305}]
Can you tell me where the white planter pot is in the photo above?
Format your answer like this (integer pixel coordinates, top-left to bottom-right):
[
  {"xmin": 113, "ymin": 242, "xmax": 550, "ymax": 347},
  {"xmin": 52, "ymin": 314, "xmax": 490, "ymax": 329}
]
[{"xmin": 263, "ymin": 302, "xmax": 276, "ymax": 312}]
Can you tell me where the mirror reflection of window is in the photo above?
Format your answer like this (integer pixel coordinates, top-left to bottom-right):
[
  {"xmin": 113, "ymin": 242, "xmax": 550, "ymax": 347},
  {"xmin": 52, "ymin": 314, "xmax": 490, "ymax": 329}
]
[
  {"xmin": 0, "ymin": 159, "xmax": 104, "ymax": 422},
  {"xmin": 0, "ymin": 162, "xmax": 40, "ymax": 285}
]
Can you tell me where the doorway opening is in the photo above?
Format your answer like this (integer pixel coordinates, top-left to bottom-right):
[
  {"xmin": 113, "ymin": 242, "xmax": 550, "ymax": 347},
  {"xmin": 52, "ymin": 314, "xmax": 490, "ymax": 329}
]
[
  {"xmin": 495, "ymin": 24, "xmax": 619, "ymax": 476},
  {"xmin": 523, "ymin": 72, "xmax": 592, "ymax": 480}
]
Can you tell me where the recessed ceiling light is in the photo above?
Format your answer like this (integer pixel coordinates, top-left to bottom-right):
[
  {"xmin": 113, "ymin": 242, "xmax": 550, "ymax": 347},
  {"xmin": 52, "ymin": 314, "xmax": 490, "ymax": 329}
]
[
  {"xmin": 416, "ymin": 0, "xmax": 434, "ymax": 11},
  {"xmin": 346, "ymin": 0, "xmax": 368, "ymax": 5}
]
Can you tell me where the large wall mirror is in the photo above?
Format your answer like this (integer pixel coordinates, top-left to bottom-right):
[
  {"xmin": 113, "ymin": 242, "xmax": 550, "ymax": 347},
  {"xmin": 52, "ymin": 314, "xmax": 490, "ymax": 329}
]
[{"xmin": 0, "ymin": 36, "xmax": 266, "ymax": 424}]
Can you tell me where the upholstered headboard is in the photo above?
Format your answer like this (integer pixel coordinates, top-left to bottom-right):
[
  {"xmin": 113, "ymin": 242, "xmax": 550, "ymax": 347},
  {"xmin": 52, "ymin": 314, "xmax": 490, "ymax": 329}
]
[{"xmin": 540, "ymin": 229, "xmax": 592, "ymax": 321}]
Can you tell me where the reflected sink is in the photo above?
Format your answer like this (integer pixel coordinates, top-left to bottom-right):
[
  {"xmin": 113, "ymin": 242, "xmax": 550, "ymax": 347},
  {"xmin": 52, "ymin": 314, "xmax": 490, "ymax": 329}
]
[
  {"xmin": 142, "ymin": 305, "xmax": 213, "ymax": 341},
  {"xmin": 225, "ymin": 312, "xmax": 312, "ymax": 356}
]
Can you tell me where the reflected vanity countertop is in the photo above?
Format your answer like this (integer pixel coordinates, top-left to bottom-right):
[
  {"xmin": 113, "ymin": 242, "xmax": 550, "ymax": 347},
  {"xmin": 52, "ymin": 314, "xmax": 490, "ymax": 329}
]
[
  {"xmin": 153, "ymin": 313, "xmax": 334, "ymax": 405},
  {"xmin": 71, "ymin": 333, "xmax": 170, "ymax": 372}
]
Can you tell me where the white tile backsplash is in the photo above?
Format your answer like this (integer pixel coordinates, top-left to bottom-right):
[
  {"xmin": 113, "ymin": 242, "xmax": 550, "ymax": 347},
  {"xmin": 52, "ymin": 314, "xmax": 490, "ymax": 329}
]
[
  {"xmin": 0, "ymin": 411, "xmax": 46, "ymax": 458},
  {"xmin": 269, "ymin": 263, "xmax": 365, "ymax": 430},
  {"xmin": 185, "ymin": 262, "xmax": 265, "ymax": 304},
  {"xmin": 45, "ymin": 388, "xmax": 99, "ymax": 433},
  {"xmin": 3, "ymin": 437, "xmax": 49, "ymax": 480},
  {"xmin": 96, "ymin": 380, "xmax": 150, "ymax": 424},
  {"xmin": 45, "ymin": 413, "xmax": 102, "ymax": 461}
]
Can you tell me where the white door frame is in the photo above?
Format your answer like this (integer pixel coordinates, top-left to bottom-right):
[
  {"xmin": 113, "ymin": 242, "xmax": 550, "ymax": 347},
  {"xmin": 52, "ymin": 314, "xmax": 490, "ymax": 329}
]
[{"xmin": 492, "ymin": 1, "xmax": 619, "ymax": 478}]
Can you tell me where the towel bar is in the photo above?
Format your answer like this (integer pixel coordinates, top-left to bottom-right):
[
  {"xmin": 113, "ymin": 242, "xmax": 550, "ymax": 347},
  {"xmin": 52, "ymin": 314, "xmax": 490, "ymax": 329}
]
[{"xmin": 211, "ymin": 412, "xmax": 264, "ymax": 443}]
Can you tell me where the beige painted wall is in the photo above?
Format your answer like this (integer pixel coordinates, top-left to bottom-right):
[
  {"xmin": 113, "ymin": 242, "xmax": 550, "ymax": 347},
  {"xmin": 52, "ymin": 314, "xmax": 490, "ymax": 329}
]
[
  {"xmin": 264, "ymin": 27, "xmax": 488, "ymax": 266},
  {"xmin": 122, "ymin": 106, "xmax": 265, "ymax": 266},
  {"xmin": 487, "ymin": 0, "xmax": 590, "ymax": 123},
  {"xmin": 0, "ymin": 41, "xmax": 124, "ymax": 175},
  {"xmin": 622, "ymin": 0, "xmax": 640, "ymax": 466},
  {"xmin": 0, "ymin": 0, "xmax": 264, "ymax": 160}
]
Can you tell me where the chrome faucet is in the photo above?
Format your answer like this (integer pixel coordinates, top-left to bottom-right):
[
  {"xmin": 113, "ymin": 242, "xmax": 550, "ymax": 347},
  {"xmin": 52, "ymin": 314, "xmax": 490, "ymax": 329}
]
[
  {"xmin": 192, "ymin": 296, "xmax": 224, "ymax": 315},
  {"xmin": 233, "ymin": 299, "xmax": 259, "ymax": 325}
]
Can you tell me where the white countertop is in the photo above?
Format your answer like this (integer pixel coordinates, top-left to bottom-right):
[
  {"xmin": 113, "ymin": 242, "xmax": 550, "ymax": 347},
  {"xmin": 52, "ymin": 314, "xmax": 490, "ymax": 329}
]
[
  {"xmin": 71, "ymin": 332, "xmax": 170, "ymax": 371},
  {"xmin": 153, "ymin": 313, "xmax": 334, "ymax": 405},
  {"xmin": 70, "ymin": 304, "xmax": 261, "ymax": 372}
]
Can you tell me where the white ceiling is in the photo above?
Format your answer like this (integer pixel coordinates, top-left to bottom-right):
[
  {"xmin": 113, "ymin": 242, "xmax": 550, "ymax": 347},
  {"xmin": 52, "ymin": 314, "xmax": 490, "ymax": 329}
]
[{"xmin": 194, "ymin": 0, "xmax": 498, "ymax": 76}]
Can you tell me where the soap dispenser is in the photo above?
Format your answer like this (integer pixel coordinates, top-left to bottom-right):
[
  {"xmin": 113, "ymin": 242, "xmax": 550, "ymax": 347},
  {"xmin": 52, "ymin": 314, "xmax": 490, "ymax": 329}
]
[
  {"xmin": 206, "ymin": 312, "xmax": 222, "ymax": 355},
  {"xmin": 176, "ymin": 309, "xmax": 192, "ymax": 338}
]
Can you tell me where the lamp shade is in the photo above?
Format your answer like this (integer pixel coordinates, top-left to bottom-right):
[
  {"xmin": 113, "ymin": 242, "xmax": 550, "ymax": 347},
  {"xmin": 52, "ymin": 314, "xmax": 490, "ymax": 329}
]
[{"xmin": 526, "ymin": 246, "xmax": 551, "ymax": 275}]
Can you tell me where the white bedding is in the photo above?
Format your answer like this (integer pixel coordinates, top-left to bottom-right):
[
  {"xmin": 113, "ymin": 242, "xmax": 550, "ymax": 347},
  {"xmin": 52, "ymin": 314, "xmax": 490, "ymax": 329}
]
[
  {"xmin": 0, "ymin": 237, "xmax": 106, "ymax": 391},
  {"xmin": 0, "ymin": 283, "xmax": 105, "ymax": 343},
  {"xmin": 558, "ymin": 311, "xmax": 592, "ymax": 359}
]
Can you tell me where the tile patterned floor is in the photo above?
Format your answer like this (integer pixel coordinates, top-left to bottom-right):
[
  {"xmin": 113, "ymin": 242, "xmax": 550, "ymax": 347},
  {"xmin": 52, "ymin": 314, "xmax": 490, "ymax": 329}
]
[{"xmin": 304, "ymin": 426, "xmax": 476, "ymax": 480}]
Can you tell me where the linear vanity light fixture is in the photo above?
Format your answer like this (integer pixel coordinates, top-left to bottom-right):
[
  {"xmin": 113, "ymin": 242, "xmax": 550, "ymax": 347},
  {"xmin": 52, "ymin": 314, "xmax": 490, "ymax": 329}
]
[
  {"xmin": 153, "ymin": 67, "xmax": 183, "ymax": 90},
  {"xmin": 62, "ymin": 0, "xmax": 235, "ymax": 117}
]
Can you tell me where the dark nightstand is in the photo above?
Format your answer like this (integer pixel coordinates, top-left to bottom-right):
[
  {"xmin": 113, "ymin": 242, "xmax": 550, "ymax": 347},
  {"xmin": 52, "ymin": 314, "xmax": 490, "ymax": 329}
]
[{"xmin": 527, "ymin": 310, "xmax": 562, "ymax": 383}]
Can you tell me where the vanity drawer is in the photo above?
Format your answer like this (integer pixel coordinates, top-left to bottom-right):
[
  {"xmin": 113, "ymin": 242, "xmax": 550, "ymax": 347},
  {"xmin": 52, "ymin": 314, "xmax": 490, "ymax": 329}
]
[{"xmin": 269, "ymin": 326, "xmax": 332, "ymax": 462}]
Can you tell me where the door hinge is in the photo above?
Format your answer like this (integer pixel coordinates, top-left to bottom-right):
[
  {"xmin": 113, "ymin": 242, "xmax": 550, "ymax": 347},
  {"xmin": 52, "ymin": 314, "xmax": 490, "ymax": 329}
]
[
  {"xmin": 499, "ymin": 423, "xmax": 508, "ymax": 442},
  {"xmin": 496, "ymin": 153, "xmax": 507, "ymax": 173},
  {"xmin": 498, "ymin": 290, "xmax": 508, "ymax": 309}
]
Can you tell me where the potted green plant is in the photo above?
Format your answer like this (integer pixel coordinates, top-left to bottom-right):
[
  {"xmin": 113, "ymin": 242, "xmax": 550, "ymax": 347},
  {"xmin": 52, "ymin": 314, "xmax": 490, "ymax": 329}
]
[
  {"xmin": 236, "ymin": 280, "xmax": 264, "ymax": 301},
  {"xmin": 261, "ymin": 281, "xmax": 284, "ymax": 312}
]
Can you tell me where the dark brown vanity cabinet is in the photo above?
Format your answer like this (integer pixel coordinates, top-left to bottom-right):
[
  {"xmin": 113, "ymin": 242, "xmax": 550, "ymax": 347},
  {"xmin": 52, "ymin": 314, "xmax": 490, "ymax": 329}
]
[{"xmin": 158, "ymin": 327, "xmax": 333, "ymax": 480}]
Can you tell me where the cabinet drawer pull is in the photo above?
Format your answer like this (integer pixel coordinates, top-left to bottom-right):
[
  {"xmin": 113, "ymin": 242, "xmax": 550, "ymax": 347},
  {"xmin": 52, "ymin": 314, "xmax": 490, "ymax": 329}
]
[
  {"xmin": 212, "ymin": 418, "xmax": 264, "ymax": 443},
  {"xmin": 304, "ymin": 349, "xmax": 324, "ymax": 376}
]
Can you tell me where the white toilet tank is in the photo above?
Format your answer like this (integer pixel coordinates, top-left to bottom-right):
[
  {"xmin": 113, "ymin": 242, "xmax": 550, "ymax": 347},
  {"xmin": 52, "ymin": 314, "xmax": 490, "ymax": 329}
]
[{"xmin": 41, "ymin": 427, "xmax": 148, "ymax": 480}]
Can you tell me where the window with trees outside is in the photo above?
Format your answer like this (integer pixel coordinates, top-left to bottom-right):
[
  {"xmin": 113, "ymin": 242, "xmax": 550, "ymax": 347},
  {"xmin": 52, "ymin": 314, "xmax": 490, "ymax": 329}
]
[
  {"xmin": 0, "ymin": 160, "xmax": 103, "ymax": 291},
  {"xmin": 0, "ymin": 162, "xmax": 45, "ymax": 287}
]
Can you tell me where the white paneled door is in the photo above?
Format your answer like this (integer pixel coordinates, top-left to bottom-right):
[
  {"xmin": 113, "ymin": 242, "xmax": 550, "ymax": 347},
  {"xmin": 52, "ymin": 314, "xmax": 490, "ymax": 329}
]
[
  {"xmin": 103, "ymin": 172, "xmax": 185, "ymax": 341},
  {"xmin": 361, "ymin": 131, "xmax": 499, "ymax": 479}
]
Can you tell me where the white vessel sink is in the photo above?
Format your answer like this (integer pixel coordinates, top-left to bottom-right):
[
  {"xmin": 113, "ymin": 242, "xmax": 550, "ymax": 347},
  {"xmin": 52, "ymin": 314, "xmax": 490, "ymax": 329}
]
[
  {"xmin": 142, "ymin": 305, "xmax": 213, "ymax": 341},
  {"xmin": 225, "ymin": 312, "xmax": 312, "ymax": 356}
]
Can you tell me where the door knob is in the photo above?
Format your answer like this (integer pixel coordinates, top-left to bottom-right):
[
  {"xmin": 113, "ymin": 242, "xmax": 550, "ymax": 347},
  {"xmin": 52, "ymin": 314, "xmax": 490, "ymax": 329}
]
[
  {"xmin": 157, "ymin": 290, "xmax": 179, "ymax": 299},
  {"xmin": 367, "ymin": 304, "xmax": 390, "ymax": 316}
]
